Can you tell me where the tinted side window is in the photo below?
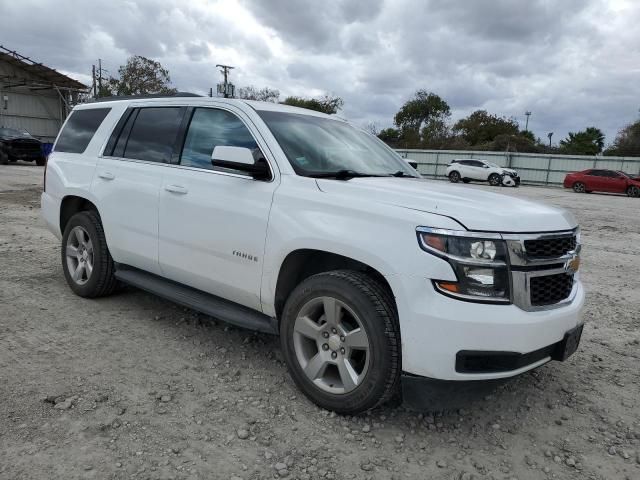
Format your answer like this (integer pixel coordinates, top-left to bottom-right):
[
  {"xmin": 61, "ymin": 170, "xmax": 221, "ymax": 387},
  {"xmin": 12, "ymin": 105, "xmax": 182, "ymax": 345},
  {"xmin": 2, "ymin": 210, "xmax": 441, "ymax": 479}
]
[
  {"xmin": 588, "ymin": 170, "xmax": 604, "ymax": 176},
  {"xmin": 55, "ymin": 108, "xmax": 111, "ymax": 153},
  {"xmin": 123, "ymin": 107, "xmax": 183, "ymax": 163},
  {"xmin": 180, "ymin": 108, "xmax": 259, "ymax": 171}
]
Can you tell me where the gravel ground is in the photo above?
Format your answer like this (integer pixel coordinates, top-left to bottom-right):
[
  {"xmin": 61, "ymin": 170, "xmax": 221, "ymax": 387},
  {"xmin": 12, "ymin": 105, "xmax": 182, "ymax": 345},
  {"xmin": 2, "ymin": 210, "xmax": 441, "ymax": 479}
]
[{"xmin": 1, "ymin": 163, "xmax": 639, "ymax": 480}]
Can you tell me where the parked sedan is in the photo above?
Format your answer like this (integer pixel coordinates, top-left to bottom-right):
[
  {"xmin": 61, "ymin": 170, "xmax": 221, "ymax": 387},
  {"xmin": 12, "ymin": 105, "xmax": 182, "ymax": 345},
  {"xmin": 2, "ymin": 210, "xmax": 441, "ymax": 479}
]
[
  {"xmin": 563, "ymin": 169, "xmax": 640, "ymax": 197},
  {"xmin": 0, "ymin": 127, "xmax": 45, "ymax": 166}
]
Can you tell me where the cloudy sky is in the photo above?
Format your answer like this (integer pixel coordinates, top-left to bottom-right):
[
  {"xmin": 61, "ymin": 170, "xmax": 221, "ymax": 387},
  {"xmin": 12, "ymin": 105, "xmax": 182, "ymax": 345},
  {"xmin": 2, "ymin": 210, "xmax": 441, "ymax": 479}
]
[{"xmin": 2, "ymin": 0, "xmax": 639, "ymax": 144}]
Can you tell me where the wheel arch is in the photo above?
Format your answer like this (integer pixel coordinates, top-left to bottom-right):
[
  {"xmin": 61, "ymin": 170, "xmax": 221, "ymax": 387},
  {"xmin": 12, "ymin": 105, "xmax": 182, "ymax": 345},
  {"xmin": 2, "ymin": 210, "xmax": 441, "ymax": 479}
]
[
  {"xmin": 273, "ymin": 249, "xmax": 396, "ymax": 321},
  {"xmin": 60, "ymin": 195, "xmax": 100, "ymax": 233}
]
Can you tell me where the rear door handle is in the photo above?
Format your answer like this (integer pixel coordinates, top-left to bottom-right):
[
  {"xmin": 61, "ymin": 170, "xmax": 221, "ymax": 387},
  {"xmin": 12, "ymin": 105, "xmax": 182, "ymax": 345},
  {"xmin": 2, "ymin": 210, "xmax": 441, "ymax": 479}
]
[
  {"xmin": 98, "ymin": 171, "xmax": 115, "ymax": 181},
  {"xmin": 164, "ymin": 184, "xmax": 188, "ymax": 195}
]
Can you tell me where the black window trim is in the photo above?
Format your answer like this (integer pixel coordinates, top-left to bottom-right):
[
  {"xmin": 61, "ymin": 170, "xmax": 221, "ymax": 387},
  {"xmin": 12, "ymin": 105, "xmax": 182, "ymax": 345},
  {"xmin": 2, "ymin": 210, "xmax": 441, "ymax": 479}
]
[{"xmin": 98, "ymin": 103, "xmax": 278, "ymax": 182}]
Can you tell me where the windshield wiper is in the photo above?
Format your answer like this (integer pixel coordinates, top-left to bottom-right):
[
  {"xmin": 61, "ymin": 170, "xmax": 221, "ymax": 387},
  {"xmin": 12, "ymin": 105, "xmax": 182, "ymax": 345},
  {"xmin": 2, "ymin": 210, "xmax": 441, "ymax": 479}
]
[{"xmin": 308, "ymin": 170, "xmax": 386, "ymax": 180}]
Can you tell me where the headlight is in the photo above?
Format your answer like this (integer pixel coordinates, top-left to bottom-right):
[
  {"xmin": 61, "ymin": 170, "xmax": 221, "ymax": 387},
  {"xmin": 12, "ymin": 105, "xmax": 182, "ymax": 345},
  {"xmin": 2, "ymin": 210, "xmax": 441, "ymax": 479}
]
[{"xmin": 417, "ymin": 228, "xmax": 510, "ymax": 303}]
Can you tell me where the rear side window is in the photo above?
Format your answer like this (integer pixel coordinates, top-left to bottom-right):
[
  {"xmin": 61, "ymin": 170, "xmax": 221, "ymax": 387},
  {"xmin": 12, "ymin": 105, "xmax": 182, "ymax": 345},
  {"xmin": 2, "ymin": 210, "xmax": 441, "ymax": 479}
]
[
  {"xmin": 122, "ymin": 107, "xmax": 184, "ymax": 163},
  {"xmin": 180, "ymin": 108, "xmax": 259, "ymax": 170},
  {"xmin": 55, "ymin": 108, "xmax": 111, "ymax": 153}
]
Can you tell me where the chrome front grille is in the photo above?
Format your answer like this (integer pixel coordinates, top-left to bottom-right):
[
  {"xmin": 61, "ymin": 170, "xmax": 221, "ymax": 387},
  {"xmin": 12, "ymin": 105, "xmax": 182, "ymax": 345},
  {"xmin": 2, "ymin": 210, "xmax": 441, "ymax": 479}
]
[{"xmin": 504, "ymin": 229, "xmax": 580, "ymax": 311}]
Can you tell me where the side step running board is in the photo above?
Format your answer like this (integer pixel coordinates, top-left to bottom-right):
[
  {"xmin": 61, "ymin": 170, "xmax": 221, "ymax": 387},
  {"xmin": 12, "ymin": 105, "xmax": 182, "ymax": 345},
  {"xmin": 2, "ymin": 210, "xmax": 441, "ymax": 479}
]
[{"xmin": 114, "ymin": 266, "xmax": 278, "ymax": 335}]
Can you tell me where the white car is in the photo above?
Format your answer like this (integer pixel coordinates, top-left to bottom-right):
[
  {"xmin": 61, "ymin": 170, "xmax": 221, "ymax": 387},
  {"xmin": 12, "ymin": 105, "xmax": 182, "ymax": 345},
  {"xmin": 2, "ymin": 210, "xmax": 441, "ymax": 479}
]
[
  {"xmin": 446, "ymin": 159, "xmax": 521, "ymax": 187},
  {"xmin": 41, "ymin": 96, "xmax": 583, "ymax": 413}
]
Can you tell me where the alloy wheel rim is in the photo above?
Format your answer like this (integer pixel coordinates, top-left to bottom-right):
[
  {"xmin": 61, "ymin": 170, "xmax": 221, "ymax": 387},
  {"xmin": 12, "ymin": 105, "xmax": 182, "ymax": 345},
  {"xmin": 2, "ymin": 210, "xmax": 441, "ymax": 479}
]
[
  {"xmin": 292, "ymin": 296, "xmax": 370, "ymax": 394},
  {"xmin": 66, "ymin": 226, "xmax": 94, "ymax": 285},
  {"xmin": 490, "ymin": 175, "xmax": 500, "ymax": 185},
  {"xmin": 575, "ymin": 183, "xmax": 585, "ymax": 192}
]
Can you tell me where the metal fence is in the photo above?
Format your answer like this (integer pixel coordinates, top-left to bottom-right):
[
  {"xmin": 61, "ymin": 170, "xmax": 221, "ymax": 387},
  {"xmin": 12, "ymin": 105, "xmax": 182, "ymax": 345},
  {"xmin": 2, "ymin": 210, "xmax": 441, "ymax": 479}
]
[{"xmin": 395, "ymin": 149, "xmax": 640, "ymax": 186}]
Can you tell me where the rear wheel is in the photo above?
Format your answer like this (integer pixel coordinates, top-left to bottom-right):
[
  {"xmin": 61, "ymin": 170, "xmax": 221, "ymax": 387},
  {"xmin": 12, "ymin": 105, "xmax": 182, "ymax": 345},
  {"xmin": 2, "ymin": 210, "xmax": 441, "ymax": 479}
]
[
  {"xmin": 627, "ymin": 185, "xmax": 640, "ymax": 198},
  {"xmin": 36, "ymin": 156, "xmax": 46, "ymax": 166},
  {"xmin": 61, "ymin": 211, "xmax": 118, "ymax": 298},
  {"xmin": 488, "ymin": 173, "xmax": 501, "ymax": 186},
  {"xmin": 0, "ymin": 151, "xmax": 8, "ymax": 165},
  {"xmin": 572, "ymin": 182, "xmax": 586, "ymax": 193},
  {"xmin": 448, "ymin": 171, "xmax": 461, "ymax": 183},
  {"xmin": 280, "ymin": 270, "xmax": 400, "ymax": 414}
]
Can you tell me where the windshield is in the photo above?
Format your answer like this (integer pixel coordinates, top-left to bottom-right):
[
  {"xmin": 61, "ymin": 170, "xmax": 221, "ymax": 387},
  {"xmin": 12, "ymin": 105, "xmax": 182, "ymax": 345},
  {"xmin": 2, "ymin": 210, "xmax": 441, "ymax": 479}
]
[
  {"xmin": 0, "ymin": 127, "xmax": 31, "ymax": 138},
  {"xmin": 257, "ymin": 111, "xmax": 419, "ymax": 178}
]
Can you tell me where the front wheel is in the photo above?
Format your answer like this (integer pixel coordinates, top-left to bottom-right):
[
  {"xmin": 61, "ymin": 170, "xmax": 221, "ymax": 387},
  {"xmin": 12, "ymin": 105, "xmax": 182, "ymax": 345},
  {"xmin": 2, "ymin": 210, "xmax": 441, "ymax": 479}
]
[
  {"xmin": 628, "ymin": 185, "xmax": 640, "ymax": 198},
  {"xmin": 448, "ymin": 171, "xmax": 461, "ymax": 183},
  {"xmin": 488, "ymin": 173, "xmax": 501, "ymax": 186},
  {"xmin": 280, "ymin": 270, "xmax": 400, "ymax": 414}
]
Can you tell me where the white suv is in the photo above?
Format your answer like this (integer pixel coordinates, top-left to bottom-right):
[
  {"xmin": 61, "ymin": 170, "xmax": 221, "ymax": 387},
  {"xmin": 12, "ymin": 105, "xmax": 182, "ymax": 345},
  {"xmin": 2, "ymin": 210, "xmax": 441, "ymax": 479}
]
[
  {"xmin": 41, "ymin": 96, "xmax": 584, "ymax": 413},
  {"xmin": 446, "ymin": 159, "xmax": 520, "ymax": 186}
]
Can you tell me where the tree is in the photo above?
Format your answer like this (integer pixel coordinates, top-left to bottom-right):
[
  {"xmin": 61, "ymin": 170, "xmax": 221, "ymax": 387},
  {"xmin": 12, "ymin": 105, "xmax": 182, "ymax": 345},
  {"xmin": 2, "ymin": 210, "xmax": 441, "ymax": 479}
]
[
  {"xmin": 393, "ymin": 90, "xmax": 451, "ymax": 148},
  {"xmin": 107, "ymin": 56, "xmax": 177, "ymax": 96},
  {"xmin": 377, "ymin": 127, "xmax": 401, "ymax": 147},
  {"xmin": 559, "ymin": 127, "xmax": 605, "ymax": 155},
  {"xmin": 237, "ymin": 86, "xmax": 280, "ymax": 102},
  {"xmin": 453, "ymin": 110, "xmax": 519, "ymax": 146},
  {"xmin": 281, "ymin": 94, "xmax": 344, "ymax": 114},
  {"xmin": 605, "ymin": 120, "xmax": 640, "ymax": 156}
]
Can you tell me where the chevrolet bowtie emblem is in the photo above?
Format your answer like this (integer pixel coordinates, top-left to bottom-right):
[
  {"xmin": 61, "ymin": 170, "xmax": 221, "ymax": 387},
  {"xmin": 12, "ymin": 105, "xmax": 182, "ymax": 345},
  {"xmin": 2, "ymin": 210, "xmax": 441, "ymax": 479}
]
[{"xmin": 565, "ymin": 256, "xmax": 580, "ymax": 274}]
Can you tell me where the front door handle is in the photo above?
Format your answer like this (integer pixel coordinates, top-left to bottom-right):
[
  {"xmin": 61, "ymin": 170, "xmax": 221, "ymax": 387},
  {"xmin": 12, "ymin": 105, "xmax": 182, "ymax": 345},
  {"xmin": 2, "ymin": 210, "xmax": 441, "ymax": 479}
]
[
  {"xmin": 98, "ymin": 171, "xmax": 115, "ymax": 181},
  {"xmin": 164, "ymin": 184, "xmax": 188, "ymax": 195}
]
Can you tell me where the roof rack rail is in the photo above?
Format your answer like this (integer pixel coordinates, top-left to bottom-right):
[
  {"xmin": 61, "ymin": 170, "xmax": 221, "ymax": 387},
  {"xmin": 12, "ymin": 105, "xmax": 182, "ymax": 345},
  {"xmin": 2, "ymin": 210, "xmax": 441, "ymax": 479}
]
[{"xmin": 89, "ymin": 92, "xmax": 203, "ymax": 103}]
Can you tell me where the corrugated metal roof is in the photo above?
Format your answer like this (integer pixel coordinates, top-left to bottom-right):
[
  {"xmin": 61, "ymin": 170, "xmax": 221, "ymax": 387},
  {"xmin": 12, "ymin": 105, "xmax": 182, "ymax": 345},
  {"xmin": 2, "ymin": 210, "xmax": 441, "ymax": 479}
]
[{"xmin": 0, "ymin": 45, "xmax": 86, "ymax": 91}]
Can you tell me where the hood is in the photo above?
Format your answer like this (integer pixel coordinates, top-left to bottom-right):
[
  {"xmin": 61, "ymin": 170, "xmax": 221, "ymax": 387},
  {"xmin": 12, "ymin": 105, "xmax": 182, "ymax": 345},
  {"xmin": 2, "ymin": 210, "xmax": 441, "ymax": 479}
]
[
  {"xmin": 502, "ymin": 168, "xmax": 517, "ymax": 174},
  {"xmin": 316, "ymin": 177, "xmax": 576, "ymax": 233},
  {"xmin": 1, "ymin": 135, "xmax": 39, "ymax": 142}
]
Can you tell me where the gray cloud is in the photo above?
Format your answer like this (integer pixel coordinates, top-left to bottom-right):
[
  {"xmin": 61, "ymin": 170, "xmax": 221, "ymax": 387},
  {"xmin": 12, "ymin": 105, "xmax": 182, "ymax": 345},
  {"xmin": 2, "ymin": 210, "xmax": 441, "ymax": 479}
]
[{"xmin": 1, "ymin": 0, "xmax": 638, "ymax": 144}]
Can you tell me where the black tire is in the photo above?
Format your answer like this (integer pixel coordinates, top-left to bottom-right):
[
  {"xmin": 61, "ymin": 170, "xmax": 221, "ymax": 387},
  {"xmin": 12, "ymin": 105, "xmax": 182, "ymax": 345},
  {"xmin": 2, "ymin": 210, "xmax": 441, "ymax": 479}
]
[
  {"xmin": 488, "ymin": 173, "xmax": 501, "ymax": 186},
  {"xmin": 573, "ymin": 182, "xmax": 586, "ymax": 193},
  {"xmin": 0, "ymin": 151, "xmax": 8, "ymax": 165},
  {"xmin": 462, "ymin": 178, "xmax": 471, "ymax": 183},
  {"xmin": 61, "ymin": 211, "xmax": 118, "ymax": 298},
  {"xmin": 448, "ymin": 171, "xmax": 461, "ymax": 183},
  {"xmin": 627, "ymin": 185, "xmax": 640, "ymax": 198},
  {"xmin": 280, "ymin": 270, "xmax": 400, "ymax": 414},
  {"xmin": 36, "ymin": 156, "xmax": 46, "ymax": 166}
]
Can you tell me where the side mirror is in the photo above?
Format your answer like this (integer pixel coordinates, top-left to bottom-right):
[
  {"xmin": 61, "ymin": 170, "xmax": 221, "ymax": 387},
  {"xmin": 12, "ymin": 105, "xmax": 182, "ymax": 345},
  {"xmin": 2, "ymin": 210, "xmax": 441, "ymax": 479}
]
[
  {"xmin": 211, "ymin": 146, "xmax": 270, "ymax": 180},
  {"xmin": 483, "ymin": 165, "xmax": 489, "ymax": 168}
]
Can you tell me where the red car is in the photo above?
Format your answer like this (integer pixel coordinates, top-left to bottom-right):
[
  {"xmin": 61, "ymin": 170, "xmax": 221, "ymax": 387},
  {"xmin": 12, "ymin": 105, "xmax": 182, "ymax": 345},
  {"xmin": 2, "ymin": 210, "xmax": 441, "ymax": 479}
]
[{"xmin": 564, "ymin": 169, "xmax": 640, "ymax": 197}]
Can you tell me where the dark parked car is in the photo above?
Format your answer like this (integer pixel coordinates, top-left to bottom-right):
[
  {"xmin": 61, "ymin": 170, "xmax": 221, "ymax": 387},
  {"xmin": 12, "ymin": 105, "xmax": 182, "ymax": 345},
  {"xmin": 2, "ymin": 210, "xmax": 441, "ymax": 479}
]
[
  {"xmin": 0, "ymin": 127, "xmax": 46, "ymax": 166},
  {"xmin": 563, "ymin": 169, "xmax": 640, "ymax": 197}
]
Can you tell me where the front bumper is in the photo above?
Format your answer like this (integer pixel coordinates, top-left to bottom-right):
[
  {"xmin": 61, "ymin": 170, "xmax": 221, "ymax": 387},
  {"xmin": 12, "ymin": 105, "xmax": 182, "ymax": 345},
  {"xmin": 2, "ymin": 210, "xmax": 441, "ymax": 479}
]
[
  {"xmin": 393, "ymin": 273, "xmax": 585, "ymax": 381},
  {"xmin": 400, "ymin": 323, "xmax": 583, "ymax": 410}
]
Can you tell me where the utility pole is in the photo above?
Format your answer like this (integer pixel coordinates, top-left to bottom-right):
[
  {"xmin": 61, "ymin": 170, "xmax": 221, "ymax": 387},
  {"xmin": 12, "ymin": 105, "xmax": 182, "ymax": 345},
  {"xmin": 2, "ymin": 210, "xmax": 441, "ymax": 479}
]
[
  {"xmin": 216, "ymin": 64, "xmax": 235, "ymax": 98},
  {"xmin": 92, "ymin": 64, "xmax": 97, "ymax": 98},
  {"xmin": 524, "ymin": 111, "xmax": 532, "ymax": 131},
  {"xmin": 98, "ymin": 59, "xmax": 103, "ymax": 97},
  {"xmin": 547, "ymin": 132, "xmax": 553, "ymax": 147}
]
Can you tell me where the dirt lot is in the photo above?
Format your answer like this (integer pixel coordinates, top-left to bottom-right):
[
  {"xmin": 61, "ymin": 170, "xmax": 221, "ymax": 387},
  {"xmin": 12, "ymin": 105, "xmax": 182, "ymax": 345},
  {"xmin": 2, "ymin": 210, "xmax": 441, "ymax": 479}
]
[{"xmin": 1, "ymin": 162, "xmax": 639, "ymax": 480}]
